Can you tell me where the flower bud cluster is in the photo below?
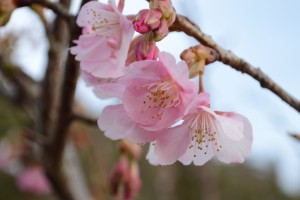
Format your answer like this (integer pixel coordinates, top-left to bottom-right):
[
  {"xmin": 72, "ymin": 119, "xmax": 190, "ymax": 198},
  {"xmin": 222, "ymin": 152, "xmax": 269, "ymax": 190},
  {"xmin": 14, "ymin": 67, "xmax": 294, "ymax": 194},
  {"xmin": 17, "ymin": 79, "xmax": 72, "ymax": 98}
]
[
  {"xmin": 133, "ymin": 0, "xmax": 175, "ymax": 41},
  {"xmin": 132, "ymin": 0, "xmax": 176, "ymax": 61}
]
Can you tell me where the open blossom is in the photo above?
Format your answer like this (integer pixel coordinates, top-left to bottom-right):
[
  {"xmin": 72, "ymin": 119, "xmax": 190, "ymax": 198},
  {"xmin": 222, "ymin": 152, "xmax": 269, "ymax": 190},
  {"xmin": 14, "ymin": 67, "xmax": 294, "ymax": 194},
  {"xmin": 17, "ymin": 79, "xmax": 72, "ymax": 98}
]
[
  {"xmin": 147, "ymin": 93, "xmax": 253, "ymax": 165},
  {"xmin": 70, "ymin": 0, "xmax": 134, "ymax": 78},
  {"xmin": 98, "ymin": 52, "xmax": 196, "ymax": 143},
  {"xmin": 119, "ymin": 51, "xmax": 196, "ymax": 132}
]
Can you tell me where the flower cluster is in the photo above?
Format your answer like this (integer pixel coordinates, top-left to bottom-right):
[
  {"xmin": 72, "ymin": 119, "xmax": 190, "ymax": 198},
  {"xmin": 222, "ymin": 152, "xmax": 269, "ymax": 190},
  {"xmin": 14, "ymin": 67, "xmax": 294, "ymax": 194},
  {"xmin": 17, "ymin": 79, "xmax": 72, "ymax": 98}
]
[{"xmin": 71, "ymin": 0, "xmax": 253, "ymax": 166}]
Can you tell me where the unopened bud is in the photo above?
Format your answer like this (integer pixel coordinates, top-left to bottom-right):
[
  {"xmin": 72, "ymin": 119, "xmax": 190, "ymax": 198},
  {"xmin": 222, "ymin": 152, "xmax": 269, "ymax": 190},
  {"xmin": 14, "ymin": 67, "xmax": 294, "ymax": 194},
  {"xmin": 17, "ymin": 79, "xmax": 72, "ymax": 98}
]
[
  {"xmin": 180, "ymin": 45, "xmax": 218, "ymax": 78},
  {"xmin": 109, "ymin": 156, "xmax": 129, "ymax": 195},
  {"xmin": 153, "ymin": 19, "xmax": 169, "ymax": 41},
  {"xmin": 124, "ymin": 162, "xmax": 141, "ymax": 200},
  {"xmin": 0, "ymin": 0, "xmax": 16, "ymax": 26},
  {"xmin": 133, "ymin": 9, "xmax": 162, "ymax": 34},
  {"xmin": 157, "ymin": 0, "xmax": 175, "ymax": 26},
  {"xmin": 150, "ymin": 0, "xmax": 176, "ymax": 26},
  {"xmin": 135, "ymin": 40, "xmax": 159, "ymax": 61}
]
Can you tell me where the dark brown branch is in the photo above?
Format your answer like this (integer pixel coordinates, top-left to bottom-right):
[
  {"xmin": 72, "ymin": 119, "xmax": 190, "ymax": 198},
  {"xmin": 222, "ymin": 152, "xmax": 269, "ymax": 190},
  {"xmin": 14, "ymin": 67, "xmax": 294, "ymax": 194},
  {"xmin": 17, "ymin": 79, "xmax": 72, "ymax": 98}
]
[
  {"xmin": 15, "ymin": 0, "xmax": 73, "ymax": 20},
  {"xmin": 42, "ymin": 15, "xmax": 81, "ymax": 200},
  {"xmin": 290, "ymin": 133, "xmax": 300, "ymax": 141},
  {"xmin": 170, "ymin": 14, "xmax": 300, "ymax": 113},
  {"xmin": 0, "ymin": 61, "xmax": 39, "ymax": 103}
]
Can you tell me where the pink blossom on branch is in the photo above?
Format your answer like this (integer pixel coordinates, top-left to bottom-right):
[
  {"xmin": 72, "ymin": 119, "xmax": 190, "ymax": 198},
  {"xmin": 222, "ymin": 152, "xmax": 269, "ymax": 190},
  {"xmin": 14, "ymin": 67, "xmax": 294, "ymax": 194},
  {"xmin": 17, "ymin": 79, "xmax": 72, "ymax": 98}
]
[
  {"xmin": 148, "ymin": 93, "xmax": 253, "ymax": 165},
  {"xmin": 98, "ymin": 52, "xmax": 196, "ymax": 143},
  {"xmin": 119, "ymin": 51, "xmax": 196, "ymax": 132},
  {"xmin": 70, "ymin": 0, "xmax": 134, "ymax": 79}
]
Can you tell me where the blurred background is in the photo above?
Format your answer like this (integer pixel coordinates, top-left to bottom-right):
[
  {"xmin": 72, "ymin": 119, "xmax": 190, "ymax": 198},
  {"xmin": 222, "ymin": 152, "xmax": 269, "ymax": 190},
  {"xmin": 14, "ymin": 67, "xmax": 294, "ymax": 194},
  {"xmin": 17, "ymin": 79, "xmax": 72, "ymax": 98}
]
[{"xmin": 0, "ymin": 0, "xmax": 300, "ymax": 199}]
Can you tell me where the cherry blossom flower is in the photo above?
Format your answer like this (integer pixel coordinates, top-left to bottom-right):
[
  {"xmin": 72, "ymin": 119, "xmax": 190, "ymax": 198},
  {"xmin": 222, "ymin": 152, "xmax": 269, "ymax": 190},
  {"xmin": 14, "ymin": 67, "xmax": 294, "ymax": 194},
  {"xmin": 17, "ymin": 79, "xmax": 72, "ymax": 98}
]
[
  {"xmin": 119, "ymin": 51, "xmax": 196, "ymax": 132},
  {"xmin": 70, "ymin": 0, "xmax": 134, "ymax": 79},
  {"xmin": 148, "ymin": 93, "xmax": 253, "ymax": 165}
]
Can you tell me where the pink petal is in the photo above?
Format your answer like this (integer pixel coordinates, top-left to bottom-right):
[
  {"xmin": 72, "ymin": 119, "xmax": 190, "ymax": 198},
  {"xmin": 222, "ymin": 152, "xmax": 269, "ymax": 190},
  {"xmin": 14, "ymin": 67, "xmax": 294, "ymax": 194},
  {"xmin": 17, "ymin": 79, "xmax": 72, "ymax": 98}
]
[
  {"xmin": 70, "ymin": 34, "xmax": 111, "ymax": 62},
  {"xmin": 217, "ymin": 115, "xmax": 244, "ymax": 141},
  {"xmin": 98, "ymin": 105, "xmax": 126, "ymax": 140},
  {"xmin": 81, "ymin": 60, "xmax": 124, "ymax": 78},
  {"xmin": 76, "ymin": 1, "xmax": 113, "ymax": 27},
  {"xmin": 146, "ymin": 143, "xmax": 160, "ymax": 166},
  {"xmin": 98, "ymin": 105, "xmax": 162, "ymax": 143},
  {"xmin": 187, "ymin": 93, "xmax": 210, "ymax": 112},
  {"xmin": 214, "ymin": 112, "xmax": 252, "ymax": 163},
  {"xmin": 94, "ymin": 82, "xmax": 125, "ymax": 99},
  {"xmin": 154, "ymin": 124, "xmax": 190, "ymax": 165},
  {"xmin": 179, "ymin": 142, "xmax": 214, "ymax": 166}
]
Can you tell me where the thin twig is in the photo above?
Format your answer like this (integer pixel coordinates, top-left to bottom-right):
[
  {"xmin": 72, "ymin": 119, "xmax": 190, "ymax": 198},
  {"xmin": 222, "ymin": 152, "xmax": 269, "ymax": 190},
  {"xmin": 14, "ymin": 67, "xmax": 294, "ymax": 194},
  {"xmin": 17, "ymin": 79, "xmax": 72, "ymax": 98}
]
[{"xmin": 170, "ymin": 14, "xmax": 300, "ymax": 113}]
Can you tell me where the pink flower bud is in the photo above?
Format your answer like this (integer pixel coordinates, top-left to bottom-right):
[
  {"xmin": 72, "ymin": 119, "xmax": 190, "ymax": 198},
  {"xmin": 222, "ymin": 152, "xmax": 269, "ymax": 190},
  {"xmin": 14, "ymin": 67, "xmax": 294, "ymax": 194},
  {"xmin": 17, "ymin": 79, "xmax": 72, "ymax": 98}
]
[
  {"xmin": 153, "ymin": 19, "xmax": 169, "ymax": 41},
  {"xmin": 180, "ymin": 45, "xmax": 218, "ymax": 78},
  {"xmin": 150, "ymin": 0, "xmax": 176, "ymax": 26},
  {"xmin": 17, "ymin": 165, "xmax": 51, "ymax": 195},
  {"xmin": 157, "ymin": 0, "xmax": 176, "ymax": 26},
  {"xmin": 135, "ymin": 40, "xmax": 159, "ymax": 61},
  {"xmin": 109, "ymin": 156, "xmax": 129, "ymax": 195},
  {"xmin": 124, "ymin": 162, "xmax": 141, "ymax": 200},
  {"xmin": 133, "ymin": 9, "xmax": 162, "ymax": 34}
]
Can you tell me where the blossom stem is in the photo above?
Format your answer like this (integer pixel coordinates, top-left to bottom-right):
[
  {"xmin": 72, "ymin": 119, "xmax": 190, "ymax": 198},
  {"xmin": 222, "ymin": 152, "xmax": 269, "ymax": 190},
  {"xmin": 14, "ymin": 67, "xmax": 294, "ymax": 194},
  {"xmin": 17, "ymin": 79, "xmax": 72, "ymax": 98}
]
[{"xmin": 199, "ymin": 73, "xmax": 205, "ymax": 93}]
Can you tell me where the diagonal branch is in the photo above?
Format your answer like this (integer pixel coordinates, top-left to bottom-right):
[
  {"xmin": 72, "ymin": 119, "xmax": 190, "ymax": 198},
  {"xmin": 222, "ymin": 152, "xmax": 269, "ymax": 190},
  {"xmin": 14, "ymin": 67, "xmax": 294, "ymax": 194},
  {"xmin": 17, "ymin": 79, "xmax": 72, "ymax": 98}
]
[
  {"xmin": 16, "ymin": 0, "xmax": 73, "ymax": 20},
  {"xmin": 170, "ymin": 14, "xmax": 300, "ymax": 113}
]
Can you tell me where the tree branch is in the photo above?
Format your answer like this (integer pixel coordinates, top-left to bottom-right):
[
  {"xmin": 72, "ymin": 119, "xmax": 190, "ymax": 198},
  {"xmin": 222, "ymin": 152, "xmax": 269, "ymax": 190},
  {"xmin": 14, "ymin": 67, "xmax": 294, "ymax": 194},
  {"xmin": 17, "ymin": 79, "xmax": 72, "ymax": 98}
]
[
  {"xmin": 170, "ymin": 14, "xmax": 300, "ymax": 113},
  {"xmin": 15, "ymin": 0, "xmax": 73, "ymax": 20}
]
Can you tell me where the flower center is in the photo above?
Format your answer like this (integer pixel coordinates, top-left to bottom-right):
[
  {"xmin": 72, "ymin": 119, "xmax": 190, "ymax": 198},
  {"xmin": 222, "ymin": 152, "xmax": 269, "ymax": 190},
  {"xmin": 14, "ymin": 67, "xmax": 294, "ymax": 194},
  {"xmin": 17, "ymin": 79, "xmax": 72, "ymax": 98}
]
[
  {"xmin": 187, "ymin": 111, "xmax": 222, "ymax": 157},
  {"xmin": 140, "ymin": 80, "xmax": 180, "ymax": 120}
]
